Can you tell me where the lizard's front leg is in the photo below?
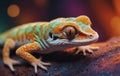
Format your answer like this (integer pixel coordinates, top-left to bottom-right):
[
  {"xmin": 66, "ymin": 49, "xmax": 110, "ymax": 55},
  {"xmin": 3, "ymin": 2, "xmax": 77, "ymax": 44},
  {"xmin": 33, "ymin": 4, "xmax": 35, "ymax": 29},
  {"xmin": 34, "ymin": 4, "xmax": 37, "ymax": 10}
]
[
  {"xmin": 65, "ymin": 45, "xmax": 99, "ymax": 55},
  {"xmin": 75, "ymin": 42, "xmax": 106, "ymax": 55},
  {"xmin": 16, "ymin": 42, "xmax": 50, "ymax": 73},
  {"xmin": 65, "ymin": 42, "xmax": 106, "ymax": 55},
  {"xmin": 75, "ymin": 45, "xmax": 99, "ymax": 55},
  {"xmin": 2, "ymin": 38, "xmax": 20, "ymax": 71}
]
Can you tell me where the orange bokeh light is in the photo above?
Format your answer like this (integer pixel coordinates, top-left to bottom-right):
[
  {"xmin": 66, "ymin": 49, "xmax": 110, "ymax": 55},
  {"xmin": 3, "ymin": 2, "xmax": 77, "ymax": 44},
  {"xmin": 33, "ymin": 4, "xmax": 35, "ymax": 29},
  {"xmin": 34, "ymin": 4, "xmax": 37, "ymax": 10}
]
[
  {"xmin": 110, "ymin": 16, "xmax": 120, "ymax": 36},
  {"xmin": 7, "ymin": 4, "xmax": 20, "ymax": 17}
]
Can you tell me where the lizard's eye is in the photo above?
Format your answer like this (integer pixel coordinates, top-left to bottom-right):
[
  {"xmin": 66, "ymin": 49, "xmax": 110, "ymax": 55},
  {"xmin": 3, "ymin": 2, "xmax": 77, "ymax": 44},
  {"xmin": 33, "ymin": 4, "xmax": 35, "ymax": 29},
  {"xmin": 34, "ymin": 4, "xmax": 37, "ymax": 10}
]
[{"xmin": 63, "ymin": 26, "xmax": 77, "ymax": 40}]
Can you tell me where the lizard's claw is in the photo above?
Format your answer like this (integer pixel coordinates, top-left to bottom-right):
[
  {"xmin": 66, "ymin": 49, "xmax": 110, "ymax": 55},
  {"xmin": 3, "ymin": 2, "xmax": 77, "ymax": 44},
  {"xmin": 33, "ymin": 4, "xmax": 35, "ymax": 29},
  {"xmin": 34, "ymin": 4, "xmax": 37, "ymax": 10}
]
[
  {"xmin": 75, "ymin": 46, "xmax": 99, "ymax": 55},
  {"xmin": 4, "ymin": 58, "xmax": 20, "ymax": 71},
  {"xmin": 31, "ymin": 58, "xmax": 51, "ymax": 73}
]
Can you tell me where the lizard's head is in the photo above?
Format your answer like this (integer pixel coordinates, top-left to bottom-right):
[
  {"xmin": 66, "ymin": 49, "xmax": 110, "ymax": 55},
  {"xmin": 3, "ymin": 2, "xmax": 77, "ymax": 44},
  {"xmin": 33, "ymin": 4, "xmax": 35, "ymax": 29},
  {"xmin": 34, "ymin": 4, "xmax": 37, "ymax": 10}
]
[{"xmin": 47, "ymin": 15, "xmax": 99, "ymax": 48}]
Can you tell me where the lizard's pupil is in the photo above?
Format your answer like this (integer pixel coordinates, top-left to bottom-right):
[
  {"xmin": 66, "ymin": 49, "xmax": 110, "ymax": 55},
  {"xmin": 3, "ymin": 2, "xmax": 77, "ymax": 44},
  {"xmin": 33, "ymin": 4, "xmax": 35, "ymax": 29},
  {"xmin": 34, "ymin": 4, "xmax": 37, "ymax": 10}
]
[
  {"xmin": 68, "ymin": 29, "xmax": 72, "ymax": 36},
  {"xmin": 63, "ymin": 26, "xmax": 77, "ymax": 40}
]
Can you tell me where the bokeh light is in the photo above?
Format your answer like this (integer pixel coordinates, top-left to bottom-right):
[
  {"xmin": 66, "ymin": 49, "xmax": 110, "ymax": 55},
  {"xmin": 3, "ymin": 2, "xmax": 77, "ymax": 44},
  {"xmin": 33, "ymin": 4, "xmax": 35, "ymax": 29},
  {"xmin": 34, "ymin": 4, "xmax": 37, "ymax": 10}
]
[
  {"xmin": 7, "ymin": 4, "xmax": 20, "ymax": 17},
  {"xmin": 34, "ymin": 0, "xmax": 48, "ymax": 7},
  {"xmin": 111, "ymin": 16, "xmax": 120, "ymax": 36}
]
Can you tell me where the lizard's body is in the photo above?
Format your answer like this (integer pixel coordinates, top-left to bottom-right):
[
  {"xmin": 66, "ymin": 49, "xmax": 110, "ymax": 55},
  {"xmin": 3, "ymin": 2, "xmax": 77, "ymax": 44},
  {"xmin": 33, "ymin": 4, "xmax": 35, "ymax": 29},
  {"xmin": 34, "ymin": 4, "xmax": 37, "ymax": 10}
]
[
  {"xmin": 0, "ymin": 15, "xmax": 99, "ymax": 73},
  {"xmin": 0, "ymin": 22, "xmax": 48, "ymax": 47}
]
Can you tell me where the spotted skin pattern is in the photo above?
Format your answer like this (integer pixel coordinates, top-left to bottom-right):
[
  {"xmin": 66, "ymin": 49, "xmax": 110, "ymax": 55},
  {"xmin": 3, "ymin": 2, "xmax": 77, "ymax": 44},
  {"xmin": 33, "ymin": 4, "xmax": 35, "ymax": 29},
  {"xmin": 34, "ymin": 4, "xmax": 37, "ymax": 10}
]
[{"xmin": 0, "ymin": 15, "xmax": 99, "ymax": 73}]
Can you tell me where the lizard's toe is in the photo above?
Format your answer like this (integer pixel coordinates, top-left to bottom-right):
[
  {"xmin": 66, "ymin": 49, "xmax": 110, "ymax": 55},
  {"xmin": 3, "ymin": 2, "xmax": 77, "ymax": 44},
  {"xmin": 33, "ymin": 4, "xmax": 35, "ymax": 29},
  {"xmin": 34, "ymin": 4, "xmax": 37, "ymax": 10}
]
[
  {"xmin": 31, "ymin": 59, "xmax": 51, "ymax": 73},
  {"xmin": 4, "ymin": 58, "xmax": 20, "ymax": 71},
  {"xmin": 75, "ymin": 46, "xmax": 99, "ymax": 55},
  {"xmin": 39, "ymin": 57, "xmax": 51, "ymax": 65}
]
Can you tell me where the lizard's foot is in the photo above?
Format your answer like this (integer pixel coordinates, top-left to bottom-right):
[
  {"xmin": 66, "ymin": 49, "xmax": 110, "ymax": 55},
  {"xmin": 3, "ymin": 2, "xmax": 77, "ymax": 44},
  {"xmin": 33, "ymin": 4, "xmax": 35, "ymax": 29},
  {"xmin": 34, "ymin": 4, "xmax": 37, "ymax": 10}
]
[
  {"xmin": 3, "ymin": 58, "xmax": 20, "ymax": 71},
  {"xmin": 31, "ymin": 58, "xmax": 51, "ymax": 73},
  {"xmin": 75, "ymin": 46, "xmax": 99, "ymax": 55}
]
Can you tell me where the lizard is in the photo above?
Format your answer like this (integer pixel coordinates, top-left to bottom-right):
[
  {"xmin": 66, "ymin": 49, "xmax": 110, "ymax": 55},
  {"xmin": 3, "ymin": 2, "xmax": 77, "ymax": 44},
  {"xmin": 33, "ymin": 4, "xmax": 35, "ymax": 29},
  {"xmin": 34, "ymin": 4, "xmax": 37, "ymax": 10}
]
[{"xmin": 0, "ymin": 15, "xmax": 99, "ymax": 73}]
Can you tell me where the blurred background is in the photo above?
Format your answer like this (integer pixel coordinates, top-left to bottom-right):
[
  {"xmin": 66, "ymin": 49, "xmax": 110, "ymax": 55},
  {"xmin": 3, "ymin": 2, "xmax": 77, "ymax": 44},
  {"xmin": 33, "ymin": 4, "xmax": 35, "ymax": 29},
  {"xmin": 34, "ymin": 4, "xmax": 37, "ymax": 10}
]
[{"xmin": 0, "ymin": 0, "xmax": 120, "ymax": 41}]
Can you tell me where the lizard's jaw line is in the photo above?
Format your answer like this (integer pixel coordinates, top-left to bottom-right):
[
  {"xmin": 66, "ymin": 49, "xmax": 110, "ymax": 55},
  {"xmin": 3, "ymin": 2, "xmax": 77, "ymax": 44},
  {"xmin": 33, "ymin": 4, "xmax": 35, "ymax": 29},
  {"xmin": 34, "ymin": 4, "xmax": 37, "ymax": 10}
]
[
  {"xmin": 47, "ymin": 32, "xmax": 99, "ymax": 48},
  {"xmin": 70, "ymin": 33, "xmax": 99, "ymax": 46},
  {"xmin": 44, "ymin": 33, "xmax": 99, "ymax": 53}
]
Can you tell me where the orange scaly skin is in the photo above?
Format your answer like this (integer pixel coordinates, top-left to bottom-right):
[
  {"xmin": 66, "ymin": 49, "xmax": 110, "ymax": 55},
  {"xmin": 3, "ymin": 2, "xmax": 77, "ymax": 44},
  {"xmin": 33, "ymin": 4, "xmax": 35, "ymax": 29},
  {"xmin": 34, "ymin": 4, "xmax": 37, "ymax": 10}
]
[{"xmin": 0, "ymin": 15, "xmax": 99, "ymax": 73}]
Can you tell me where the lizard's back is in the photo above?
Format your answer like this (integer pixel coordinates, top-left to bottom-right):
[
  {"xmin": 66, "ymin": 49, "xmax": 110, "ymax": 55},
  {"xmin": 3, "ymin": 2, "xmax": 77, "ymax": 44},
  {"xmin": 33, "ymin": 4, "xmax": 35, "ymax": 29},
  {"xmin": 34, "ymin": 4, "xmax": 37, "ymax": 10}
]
[{"xmin": 0, "ymin": 22, "xmax": 48, "ymax": 45}]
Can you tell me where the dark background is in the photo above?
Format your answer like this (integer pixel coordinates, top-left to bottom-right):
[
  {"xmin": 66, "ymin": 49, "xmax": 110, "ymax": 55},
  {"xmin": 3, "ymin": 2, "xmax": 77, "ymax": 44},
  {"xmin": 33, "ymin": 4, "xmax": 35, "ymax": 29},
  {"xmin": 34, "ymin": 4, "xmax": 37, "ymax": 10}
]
[{"xmin": 0, "ymin": 0, "xmax": 120, "ymax": 41}]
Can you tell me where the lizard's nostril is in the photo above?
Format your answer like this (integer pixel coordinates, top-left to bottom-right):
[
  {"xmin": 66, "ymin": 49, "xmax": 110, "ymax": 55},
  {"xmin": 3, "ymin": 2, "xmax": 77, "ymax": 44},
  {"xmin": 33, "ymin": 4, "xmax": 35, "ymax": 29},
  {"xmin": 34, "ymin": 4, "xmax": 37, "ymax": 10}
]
[{"xmin": 89, "ymin": 34, "xmax": 94, "ymax": 39}]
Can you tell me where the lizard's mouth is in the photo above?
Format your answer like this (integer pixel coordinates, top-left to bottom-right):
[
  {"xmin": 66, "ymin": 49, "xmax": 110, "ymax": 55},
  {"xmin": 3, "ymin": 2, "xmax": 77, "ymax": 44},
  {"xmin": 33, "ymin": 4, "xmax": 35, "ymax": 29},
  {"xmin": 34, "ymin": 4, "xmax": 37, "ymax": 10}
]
[
  {"xmin": 57, "ymin": 32, "xmax": 99, "ymax": 49},
  {"xmin": 46, "ymin": 32, "xmax": 98, "ymax": 51},
  {"xmin": 68, "ymin": 32, "xmax": 99, "ymax": 45},
  {"xmin": 47, "ymin": 32, "xmax": 99, "ymax": 47}
]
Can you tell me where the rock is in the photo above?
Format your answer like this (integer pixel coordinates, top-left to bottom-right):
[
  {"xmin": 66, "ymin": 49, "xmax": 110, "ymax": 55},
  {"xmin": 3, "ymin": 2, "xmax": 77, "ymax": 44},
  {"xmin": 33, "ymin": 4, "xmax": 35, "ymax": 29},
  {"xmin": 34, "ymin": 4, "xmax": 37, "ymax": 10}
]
[{"xmin": 0, "ymin": 36, "xmax": 120, "ymax": 76}]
